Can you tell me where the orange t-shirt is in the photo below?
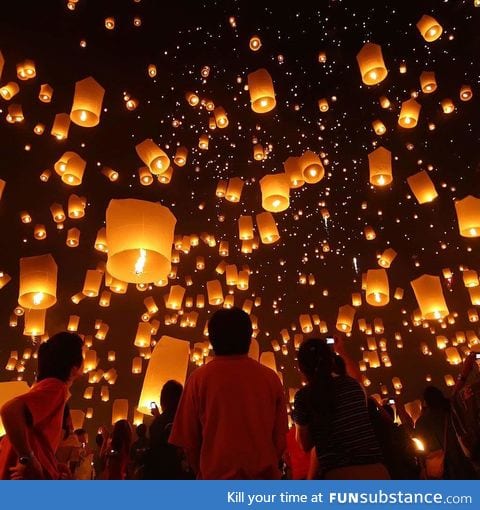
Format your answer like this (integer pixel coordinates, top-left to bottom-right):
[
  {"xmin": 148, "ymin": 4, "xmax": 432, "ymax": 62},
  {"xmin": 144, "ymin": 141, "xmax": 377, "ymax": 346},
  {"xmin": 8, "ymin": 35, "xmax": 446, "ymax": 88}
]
[
  {"xmin": 169, "ymin": 355, "xmax": 288, "ymax": 479},
  {"xmin": 0, "ymin": 378, "xmax": 68, "ymax": 480}
]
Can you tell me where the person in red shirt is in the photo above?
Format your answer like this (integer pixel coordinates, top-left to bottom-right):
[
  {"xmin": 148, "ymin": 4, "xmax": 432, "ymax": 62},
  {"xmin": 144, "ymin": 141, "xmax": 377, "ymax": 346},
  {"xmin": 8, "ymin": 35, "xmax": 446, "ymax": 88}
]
[
  {"xmin": 0, "ymin": 332, "xmax": 83, "ymax": 480},
  {"xmin": 169, "ymin": 307, "xmax": 288, "ymax": 479}
]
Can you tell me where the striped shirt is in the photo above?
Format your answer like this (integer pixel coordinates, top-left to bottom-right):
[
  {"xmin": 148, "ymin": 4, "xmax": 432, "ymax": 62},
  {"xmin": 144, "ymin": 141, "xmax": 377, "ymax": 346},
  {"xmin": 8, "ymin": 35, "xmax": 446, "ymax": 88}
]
[{"xmin": 293, "ymin": 376, "xmax": 382, "ymax": 475}]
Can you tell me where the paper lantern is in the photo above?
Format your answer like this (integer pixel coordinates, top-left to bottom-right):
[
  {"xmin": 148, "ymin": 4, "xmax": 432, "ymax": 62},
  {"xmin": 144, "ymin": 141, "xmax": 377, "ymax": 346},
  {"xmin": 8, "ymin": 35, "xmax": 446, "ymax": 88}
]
[
  {"xmin": 225, "ymin": 264, "xmax": 238, "ymax": 286},
  {"xmin": 372, "ymin": 119, "xmax": 386, "ymax": 135},
  {"xmin": 351, "ymin": 292, "xmax": 362, "ymax": 307},
  {"xmin": 225, "ymin": 177, "xmax": 244, "ymax": 203},
  {"xmin": 419, "ymin": 71, "xmax": 437, "ymax": 93},
  {"xmin": 260, "ymin": 173, "xmax": 290, "ymax": 212},
  {"xmin": 216, "ymin": 180, "xmax": 227, "ymax": 197},
  {"xmin": 336, "ymin": 304, "xmax": 355, "ymax": 333},
  {"xmin": 132, "ymin": 357, "xmax": 143, "ymax": 374},
  {"xmin": 468, "ymin": 309, "xmax": 479, "ymax": 322},
  {"xmin": 247, "ymin": 68, "xmax": 276, "ymax": 113},
  {"xmin": 70, "ymin": 76, "xmax": 105, "ymax": 127},
  {"xmin": 378, "ymin": 248, "xmax": 397, "ymax": 268},
  {"xmin": 238, "ymin": 215, "xmax": 254, "ymax": 240},
  {"xmin": 135, "ymin": 139, "xmax": 170, "ymax": 175},
  {"xmin": 138, "ymin": 335, "xmax": 190, "ymax": 413},
  {"xmin": 19, "ymin": 254, "xmax": 57, "ymax": 309},
  {"xmin": 67, "ymin": 315, "xmax": 80, "ymax": 332},
  {"xmin": 407, "ymin": 170, "xmax": 438, "ymax": 204},
  {"xmin": 249, "ymin": 35, "xmax": 262, "ymax": 51},
  {"xmin": 51, "ymin": 113, "xmax": 70, "ymax": 140},
  {"xmin": 82, "ymin": 270, "xmax": 102, "ymax": 297},
  {"xmin": 198, "ymin": 134, "xmax": 209, "ymax": 150},
  {"xmin": 364, "ymin": 226, "xmax": 376, "ymax": 240},
  {"xmin": 94, "ymin": 228, "xmax": 107, "ymax": 252},
  {"xmin": 219, "ymin": 241, "xmax": 229, "ymax": 257},
  {"xmin": 106, "ymin": 199, "xmax": 176, "ymax": 284},
  {"xmin": 317, "ymin": 98, "xmax": 329, "ymax": 112},
  {"xmin": 139, "ymin": 166, "xmax": 153, "ymax": 186},
  {"xmin": 441, "ymin": 98, "xmax": 455, "ymax": 114},
  {"xmin": 49, "ymin": 203, "xmax": 66, "ymax": 223},
  {"xmin": 455, "ymin": 196, "xmax": 480, "ymax": 237},
  {"xmin": 174, "ymin": 146, "xmax": 188, "ymax": 167},
  {"xmin": 111, "ymin": 399, "xmax": 129, "ymax": 425},
  {"xmin": 463, "ymin": 270, "xmax": 479, "ymax": 288},
  {"xmin": 256, "ymin": 212, "xmax": 280, "ymax": 244},
  {"xmin": 366, "ymin": 269, "xmax": 389, "ymax": 306},
  {"xmin": 0, "ymin": 82, "xmax": 20, "ymax": 100},
  {"xmin": 61, "ymin": 153, "xmax": 86, "ymax": 186},
  {"xmin": 185, "ymin": 91, "xmax": 200, "ymax": 106},
  {"xmin": 213, "ymin": 106, "xmax": 228, "ymax": 128},
  {"xmin": 283, "ymin": 156, "xmax": 304, "ymax": 189},
  {"xmin": 237, "ymin": 271, "xmax": 249, "ymax": 290},
  {"xmin": 468, "ymin": 287, "xmax": 480, "ymax": 305},
  {"xmin": 207, "ymin": 280, "xmax": 224, "ymax": 305},
  {"xmin": 23, "ymin": 309, "xmax": 46, "ymax": 336},
  {"xmin": 157, "ymin": 166, "xmax": 173, "ymax": 184},
  {"xmin": 299, "ymin": 150, "xmax": 324, "ymax": 184},
  {"xmin": 368, "ymin": 146, "xmax": 392, "ymax": 186},
  {"xmin": 411, "ymin": 274, "xmax": 449, "ymax": 320},
  {"xmin": 68, "ymin": 194, "xmax": 85, "ymax": 218},
  {"xmin": 166, "ymin": 285, "xmax": 185, "ymax": 310},
  {"xmin": 460, "ymin": 85, "xmax": 473, "ymax": 101},
  {"xmin": 398, "ymin": 98, "xmax": 421, "ymax": 128},
  {"xmin": 253, "ymin": 144, "xmax": 264, "ymax": 161},
  {"xmin": 445, "ymin": 347, "xmax": 462, "ymax": 365},
  {"xmin": 356, "ymin": 42, "xmax": 388, "ymax": 85},
  {"xmin": 16, "ymin": 59, "xmax": 36, "ymax": 80},
  {"xmin": 65, "ymin": 227, "xmax": 79, "ymax": 247},
  {"xmin": 99, "ymin": 290, "xmax": 111, "ymax": 307},
  {"xmin": 7, "ymin": 103, "xmax": 24, "ymax": 122},
  {"xmin": 417, "ymin": 15, "xmax": 443, "ymax": 42},
  {"xmin": 299, "ymin": 314, "xmax": 313, "ymax": 333}
]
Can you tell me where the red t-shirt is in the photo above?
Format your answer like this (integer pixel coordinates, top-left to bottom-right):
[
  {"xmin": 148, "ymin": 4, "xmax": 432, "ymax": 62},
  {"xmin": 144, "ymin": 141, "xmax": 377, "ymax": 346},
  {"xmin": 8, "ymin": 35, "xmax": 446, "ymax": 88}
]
[
  {"xmin": 169, "ymin": 354, "xmax": 288, "ymax": 479},
  {"xmin": 0, "ymin": 378, "xmax": 68, "ymax": 480}
]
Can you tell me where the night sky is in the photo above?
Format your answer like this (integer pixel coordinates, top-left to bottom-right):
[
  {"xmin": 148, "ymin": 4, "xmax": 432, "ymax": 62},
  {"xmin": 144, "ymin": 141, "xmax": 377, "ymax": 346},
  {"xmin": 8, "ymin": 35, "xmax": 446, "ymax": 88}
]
[{"xmin": 0, "ymin": 0, "xmax": 479, "ymax": 434}]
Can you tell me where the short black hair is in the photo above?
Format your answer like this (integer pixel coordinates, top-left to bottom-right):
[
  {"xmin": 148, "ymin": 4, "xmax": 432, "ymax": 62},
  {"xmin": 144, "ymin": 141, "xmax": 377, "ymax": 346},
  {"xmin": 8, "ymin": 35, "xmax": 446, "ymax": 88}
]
[
  {"xmin": 160, "ymin": 379, "xmax": 183, "ymax": 413},
  {"xmin": 74, "ymin": 428, "xmax": 86, "ymax": 436},
  {"xmin": 37, "ymin": 332, "xmax": 83, "ymax": 382},
  {"xmin": 135, "ymin": 423, "xmax": 147, "ymax": 437},
  {"xmin": 208, "ymin": 307, "xmax": 252, "ymax": 355}
]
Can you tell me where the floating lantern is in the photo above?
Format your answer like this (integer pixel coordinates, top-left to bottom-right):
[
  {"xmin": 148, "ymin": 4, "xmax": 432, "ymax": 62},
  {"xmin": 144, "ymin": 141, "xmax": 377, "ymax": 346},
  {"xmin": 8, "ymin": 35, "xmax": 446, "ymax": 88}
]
[
  {"xmin": 407, "ymin": 170, "xmax": 438, "ymax": 204},
  {"xmin": 253, "ymin": 144, "xmax": 264, "ymax": 161},
  {"xmin": 468, "ymin": 287, "xmax": 480, "ymax": 305},
  {"xmin": 463, "ymin": 270, "xmax": 479, "ymax": 288},
  {"xmin": 66, "ymin": 227, "xmax": 80, "ymax": 247},
  {"xmin": 132, "ymin": 357, "xmax": 143, "ymax": 374},
  {"xmin": 460, "ymin": 85, "xmax": 473, "ymax": 101},
  {"xmin": 372, "ymin": 119, "xmax": 386, "ymax": 135},
  {"xmin": 61, "ymin": 153, "xmax": 86, "ymax": 186},
  {"xmin": 135, "ymin": 139, "xmax": 170, "ymax": 175},
  {"xmin": 0, "ymin": 82, "xmax": 20, "ymax": 100},
  {"xmin": 378, "ymin": 248, "xmax": 397, "ymax": 268},
  {"xmin": 364, "ymin": 225, "xmax": 376, "ymax": 240},
  {"xmin": 356, "ymin": 42, "xmax": 388, "ymax": 85},
  {"xmin": 39, "ymin": 83, "xmax": 53, "ymax": 103},
  {"xmin": 225, "ymin": 177, "xmax": 244, "ymax": 203},
  {"xmin": 134, "ymin": 322, "xmax": 151, "ymax": 348},
  {"xmin": 147, "ymin": 64, "xmax": 157, "ymax": 77},
  {"xmin": 68, "ymin": 194, "xmax": 85, "ymax": 218},
  {"xmin": 111, "ymin": 399, "xmax": 129, "ymax": 425},
  {"xmin": 185, "ymin": 91, "xmax": 200, "ymax": 106},
  {"xmin": 368, "ymin": 146, "xmax": 392, "ymax": 186},
  {"xmin": 139, "ymin": 166, "xmax": 153, "ymax": 186},
  {"xmin": 445, "ymin": 347, "xmax": 462, "ymax": 365},
  {"xmin": 299, "ymin": 314, "xmax": 313, "ymax": 333},
  {"xmin": 256, "ymin": 212, "xmax": 280, "ymax": 244},
  {"xmin": 214, "ymin": 106, "xmax": 228, "ymax": 128},
  {"xmin": 174, "ymin": 146, "xmax": 188, "ymax": 167},
  {"xmin": 249, "ymin": 35, "xmax": 262, "ymax": 51},
  {"xmin": 19, "ymin": 254, "xmax": 57, "ymax": 309},
  {"xmin": 398, "ymin": 98, "xmax": 421, "ymax": 128},
  {"xmin": 247, "ymin": 68, "xmax": 276, "ymax": 113},
  {"xmin": 419, "ymin": 71, "xmax": 437, "ymax": 93},
  {"xmin": 441, "ymin": 98, "xmax": 454, "ymax": 114},
  {"xmin": 336, "ymin": 304, "xmax": 356, "ymax": 333},
  {"xmin": 299, "ymin": 150, "xmax": 324, "ymax": 184},
  {"xmin": 417, "ymin": 15, "xmax": 443, "ymax": 42},
  {"xmin": 260, "ymin": 173, "xmax": 290, "ymax": 212},
  {"xmin": 106, "ymin": 199, "xmax": 176, "ymax": 284},
  {"xmin": 82, "ymin": 269, "xmax": 102, "ymax": 297},
  {"xmin": 23, "ymin": 309, "xmax": 46, "ymax": 336},
  {"xmin": 366, "ymin": 269, "xmax": 389, "ymax": 306},
  {"xmin": 454, "ymin": 196, "xmax": 480, "ymax": 237},
  {"xmin": 238, "ymin": 215, "xmax": 254, "ymax": 240},
  {"xmin": 318, "ymin": 98, "xmax": 329, "ymax": 112},
  {"xmin": 166, "ymin": 285, "xmax": 186, "ymax": 310},
  {"xmin": 198, "ymin": 134, "xmax": 209, "ymax": 150},
  {"xmin": 70, "ymin": 76, "xmax": 105, "ymax": 127},
  {"xmin": 207, "ymin": 280, "xmax": 224, "ymax": 305},
  {"xmin": 283, "ymin": 156, "xmax": 304, "ymax": 188},
  {"xmin": 16, "ymin": 59, "xmax": 36, "ymax": 80},
  {"xmin": 411, "ymin": 274, "xmax": 449, "ymax": 320}
]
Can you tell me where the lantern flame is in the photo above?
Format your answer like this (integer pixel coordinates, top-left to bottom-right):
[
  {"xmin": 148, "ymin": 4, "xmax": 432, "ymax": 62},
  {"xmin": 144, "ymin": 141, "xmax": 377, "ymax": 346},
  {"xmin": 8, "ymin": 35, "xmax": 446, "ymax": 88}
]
[
  {"xmin": 412, "ymin": 438, "xmax": 425, "ymax": 451},
  {"xmin": 33, "ymin": 292, "xmax": 44, "ymax": 305},
  {"xmin": 135, "ymin": 249, "xmax": 147, "ymax": 275}
]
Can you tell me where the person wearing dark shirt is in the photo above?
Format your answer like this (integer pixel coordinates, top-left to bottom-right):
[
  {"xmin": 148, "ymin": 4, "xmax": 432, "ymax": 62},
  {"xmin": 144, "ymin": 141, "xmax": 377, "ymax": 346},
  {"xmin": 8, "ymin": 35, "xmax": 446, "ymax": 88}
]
[
  {"xmin": 293, "ymin": 338, "xmax": 388, "ymax": 479},
  {"xmin": 129, "ymin": 424, "xmax": 149, "ymax": 479}
]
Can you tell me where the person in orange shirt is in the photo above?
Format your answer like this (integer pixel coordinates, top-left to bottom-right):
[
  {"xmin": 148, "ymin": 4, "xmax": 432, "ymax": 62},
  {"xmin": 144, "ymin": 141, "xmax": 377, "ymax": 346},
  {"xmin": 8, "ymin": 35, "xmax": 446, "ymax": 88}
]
[
  {"xmin": 169, "ymin": 307, "xmax": 288, "ymax": 479},
  {"xmin": 0, "ymin": 332, "xmax": 83, "ymax": 480}
]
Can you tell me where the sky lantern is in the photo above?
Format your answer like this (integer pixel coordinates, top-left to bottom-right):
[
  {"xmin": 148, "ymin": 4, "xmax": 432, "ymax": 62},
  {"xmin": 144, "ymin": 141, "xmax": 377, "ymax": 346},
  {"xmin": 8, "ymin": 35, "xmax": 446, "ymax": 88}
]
[
  {"xmin": 39, "ymin": 83, "xmax": 53, "ymax": 102},
  {"xmin": 356, "ymin": 42, "xmax": 388, "ymax": 85},
  {"xmin": 299, "ymin": 314, "xmax": 313, "ymax": 333},
  {"xmin": 256, "ymin": 212, "xmax": 280, "ymax": 244},
  {"xmin": 135, "ymin": 139, "xmax": 170, "ymax": 175},
  {"xmin": 372, "ymin": 119, "xmax": 386, "ymax": 135},
  {"xmin": 68, "ymin": 194, "xmax": 85, "ymax": 218},
  {"xmin": 253, "ymin": 144, "xmax": 264, "ymax": 161},
  {"xmin": 0, "ymin": 82, "xmax": 20, "ymax": 100},
  {"xmin": 70, "ymin": 77, "xmax": 105, "ymax": 127},
  {"xmin": 185, "ymin": 91, "xmax": 200, "ymax": 106},
  {"xmin": 106, "ymin": 199, "xmax": 176, "ymax": 284},
  {"xmin": 16, "ymin": 59, "xmax": 36, "ymax": 80},
  {"xmin": 247, "ymin": 68, "xmax": 276, "ymax": 113},
  {"xmin": 51, "ymin": 113, "xmax": 71, "ymax": 140},
  {"xmin": 147, "ymin": 64, "xmax": 157, "ymax": 77},
  {"xmin": 455, "ymin": 196, "xmax": 480, "ymax": 237},
  {"xmin": 225, "ymin": 177, "xmax": 244, "ymax": 202},
  {"xmin": 207, "ymin": 279, "xmax": 224, "ymax": 305},
  {"xmin": 23, "ymin": 309, "xmax": 46, "ymax": 337},
  {"xmin": 213, "ymin": 106, "xmax": 228, "ymax": 128},
  {"xmin": 365, "ymin": 269, "xmax": 389, "ymax": 306},
  {"xmin": 419, "ymin": 71, "xmax": 437, "ymax": 93},
  {"xmin": 260, "ymin": 173, "xmax": 290, "ymax": 212},
  {"xmin": 336, "ymin": 304, "xmax": 355, "ymax": 333},
  {"xmin": 61, "ymin": 152, "xmax": 86, "ymax": 186},
  {"xmin": 368, "ymin": 146, "xmax": 392, "ymax": 186},
  {"xmin": 18, "ymin": 254, "xmax": 57, "ymax": 309},
  {"xmin": 249, "ymin": 35, "xmax": 262, "ymax": 51},
  {"xmin": 82, "ymin": 269, "xmax": 103, "ymax": 297},
  {"xmin": 445, "ymin": 347, "xmax": 462, "ymax": 365},
  {"xmin": 299, "ymin": 150, "xmax": 324, "ymax": 184},
  {"xmin": 460, "ymin": 85, "xmax": 473, "ymax": 101},
  {"xmin": 398, "ymin": 98, "xmax": 421, "ymax": 128},
  {"xmin": 407, "ymin": 170, "xmax": 438, "ymax": 204},
  {"xmin": 174, "ymin": 146, "xmax": 188, "ymax": 166},
  {"xmin": 238, "ymin": 215, "xmax": 254, "ymax": 240},
  {"xmin": 166, "ymin": 285, "xmax": 186, "ymax": 310},
  {"xmin": 134, "ymin": 322, "xmax": 152, "ymax": 348},
  {"xmin": 416, "ymin": 15, "xmax": 443, "ymax": 42},
  {"xmin": 318, "ymin": 98, "xmax": 329, "ymax": 112},
  {"xmin": 378, "ymin": 248, "xmax": 397, "ymax": 268},
  {"xmin": 411, "ymin": 274, "xmax": 449, "ymax": 320},
  {"xmin": 462, "ymin": 270, "xmax": 478, "ymax": 288},
  {"xmin": 283, "ymin": 156, "xmax": 304, "ymax": 188},
  {"xmin": 112, "ymin": 399, "xmax": 129, "ymax": 424},
  {"xmin": 138, "ymin": 335, "xmax": 190, "ymax": 414}
]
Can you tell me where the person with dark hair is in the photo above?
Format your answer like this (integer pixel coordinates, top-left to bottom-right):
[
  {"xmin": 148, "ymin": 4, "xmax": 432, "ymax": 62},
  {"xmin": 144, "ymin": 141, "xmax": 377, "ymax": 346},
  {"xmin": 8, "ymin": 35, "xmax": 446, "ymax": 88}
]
[
  {"xmin": 74, "ymin": 428, "xmax": 93, "ymax": 480},
  {"xmin": 92, "ymin": 432, "xmax": 105, "ymax": 479},
  {"xmin": 129, "ymin": 423, "xmax": 149, "ymax": 479},
  {"xmin": 101, "ymin": 420, "xmax": 132, "ymax": 480},
  {"xmin": 170, "ymin": 307, "xmax": 288, "ymax": 479},
  {"xmin": 293, "ymin": 338, "xmax": 388, "ymax": 479},
  {"xmin": 0, "ymin": 332, "xmax": 83, "ymax": 479}
]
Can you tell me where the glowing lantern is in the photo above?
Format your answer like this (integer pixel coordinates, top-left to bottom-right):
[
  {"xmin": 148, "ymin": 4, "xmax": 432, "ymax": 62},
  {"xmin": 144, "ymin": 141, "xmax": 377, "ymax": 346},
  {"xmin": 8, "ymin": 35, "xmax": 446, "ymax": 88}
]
[
  {"xmin": 441, "ymin": 98, "xmax": 455, "ymax": 114},
  {"xmin": 0, "ymin": 82, "xmax": 20, "ymax": 100},
  {"xmin": 144, "ymin": 296, "xmax": 159, "ymax": 314},
  {"xmin": 256, "ymin": 212, "xmax": 280, "ymax": 244},
  {"xmin": 352, "ymin": 292, "xmax": 362, "ymax": 307},
  {"xmin": 225, "ymin": 265, "xmax": 238, "ymax": 286},
  {"xmin": 147, "ymin": 64, "xmax": 157, "ymax": 77},
  {"xmin": 111, "ymin": 399, "xmax": 129, "ymax": 425},
  {"xmin": 61, "ymin": 153, "xmax": 86, "ymax": 186},
  {"xmin": 19, "ymin": 254, "xmax": 57, "ymax": 309},
  {"xmin": 378, "ymin": 248, "xmax": 397, "ymax": 268},
  {"xmin": 66, "ymin": 228, "xmax": 80, "ymax": 247},
  {"xmin": 166, "ymin": 285, "xmax": 186, "ymax": 310},
  {"xmin": 238, "ymin": 215, "xmax": 254, "ymax": 240},
  {"xmin": 7, "ymin": 103, "xmax": 24, "ymax": 122},
  {"xmin": 299, "ymin": 150, "xmax": 324, "ymax": 184},
  {"xmin": 68, "ymin": 194, "xmax": 85, "ymax": 218},
  {"xmin": 445, "ymin": 347, "xmax": 462, "ymax": 365},
  {"xmin": 67, "ymin": 315, "xmax": 80, "ymax": 332},
  {"xmin": 82, "ymin": 270, "xmax": 102, "ymax": 297},
  {"xmin": 260, "ymin": 173, "xmax": 290, "ymax": 212},
  {"xmin": 225, "ymin": 177, "xmax": 244, "ymax": 203},
  {"xmin": 366, "ymin": 269, "xmax": 389, "ymax": 306},
  {"xmin": 368, "ymin": 146, "xmax": 392, "ymax": 186},
  {"xmin": 50, "ymin": 203, "xmax": 66, "ymax": 223},
  {"xmin": 417, "ymin": 15, "xmax": 443, "ymax": 42},
  {"xmin": 198, "ymin": 134, "xmax": 209, "ymax": 150},
  {"xmin": 100, "ymin": 386, "xmax": 110, "ymax": 402},
  {"xmin": 455, "ymin": 196, "xmax": 480, "ymax": 237},
  {"xmin": 139, "ymin": 167, "xmax": 153, "ymax": 186},
  {"xmin": 249, "ymin": 35, "xmax": 262, "ymax": 51},
  {"xmin": 468, "ymin": 309, "xmax": 479, "ymax": 322},
  {"xmin": 356, "ymin": 42, "xmax": 388, "ymax": 85},
  {"xmin": 185, "ymin": 91, "xmax": 200, "ymax": 106},
  {"xmin": 106, "ymin": 199, "xmax": 176, "ymax": 284},
  {"xmin": 174, "ymin": 146, "xmax": 188, "ymax": 167},
  {"xmin": 420, "ymin": 71, "xmax": 437, "ymax": 93},
  {"xmin": 138, "ymin": 335, "xmax": 190, "ymax": 414},
  {"xmin": 411, "ymin": 274, "xmax": 449, "ymax": 320},
  {"xmin": 336, "ymin": 304, "xmax": 356, "ymax": 333},
  {"xmin": 463, "ymin": 270, "xmax": 478, "ymax": 288},
  {"xmin": 299, "ymin": 314, "xmax": 313, "ymax": 333},
  {"xmin": 398, "ymin": 98, "xmax": 421, "ymax": 128},
  {"xmin": 23, "ymin": 309, "xmax": 46, "ymax": 336},
  {"xmin": 99, "ymin": 291, "xmax": 111, "ymax": 307},
  {"xmin": 318, "ymin": 98, "xmax": 329, "ymax": 112},
  {"xmin": 283, "ymin": 157, "xmax": 304, "ymax": 189},
  {"xmin": 469, "ymin": 287, "xmax": 480, "ymax": 305},
  {"xmin": 132, "ymin": 357, "xmax": 143, "ymax": 375},
  {"xmin": 372, "ymin": 119, "xmax": 386, "ymax": 135},
  {"xmin": 135, "ymin": 139, "xmax": 170, "ymax": 175},
  {"xmin": 237, "ymin": 271, "xmax": 249, "ymax": 290},
  {"xmin": 207, "ymin": 280, "xmax": 224, "ymax": 305},
  {"xmin": 407, "ymin": 171, "xmax": 438, "ymax": 204},
  {"xmin": 134, "ymin": 322, "xmax": 151, "ymax": 348},
  {"xmin": 364, "ymin": 225, "xmax": 376, "ymax": 240},
  {"xmin": 214, "ymin": 106, "xmax": 228, "ymax": 128},
  {"xmin": 247, "ymin": 68, "xmax": 276, "ymax": 113},
  {"xmin": 83, "ymin": 350, "xmax": 98, "ymax": 372},
  {"xmin": 216, "ymin": 180, "xmax": 227, "ymax": 197},
  {"xmin": 70, "ymin": 77, "xmax": 105, "ymax": 127},
  {"xmin": 16, "ymin": 59, "xmax": 36, "ymax": 80},
  {"xmin": 94, "ymin": 228, "xmax": 108, "ymax": 252},
  {"xmin": 460, "ymin": 85, "xmax": 473, "ymax": 101}
]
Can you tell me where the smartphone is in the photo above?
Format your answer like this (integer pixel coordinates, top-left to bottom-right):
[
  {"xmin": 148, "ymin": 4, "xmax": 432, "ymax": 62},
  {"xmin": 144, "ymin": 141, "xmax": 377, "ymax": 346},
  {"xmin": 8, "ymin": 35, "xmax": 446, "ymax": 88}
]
[
  {"xmin": 475, "ymin": 353, "xmax": 480, "ymax": 360},
  {"xmin": 150, "ymin": 401, "xmax": 157, "ymax": 409},
  {"xmin": 388, "ymin": 398, "xmax": 395, "ymax": 405},
  {"xmin": 326, "ymin": 337, "xmax": 335, "ymax": 345}
]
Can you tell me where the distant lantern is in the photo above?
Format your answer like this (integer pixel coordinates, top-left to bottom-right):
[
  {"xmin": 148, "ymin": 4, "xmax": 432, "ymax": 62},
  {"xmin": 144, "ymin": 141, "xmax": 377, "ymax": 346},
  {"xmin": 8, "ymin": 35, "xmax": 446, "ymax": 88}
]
[
  {"xmin": 34, "ymin": 224, "xmax": 47, "ymax": 240},
  {"xmin": 66, "ymin": 227, "xmax": 80, "ymax": 247},
  {"xmin": 147, "ymin": 64, "xmax": 157, "ymax": 77},
  {"xmin": 225, "ymin": 177, "xmax": 244, "ymax": 203},
  {"xmin": 0, "ymin": 82, "xmax": 20, "ymax": 100},
  {"xmin": 445, "ymin": 347, "xmax": 462, "ymax": 365},
  {"xmin": 112, "ymin": 399, "xmax": 129, "ymax": 425},
  {"xmin": 317, "ymin": 98, "xmax": 329, "ymax": 112},
  {"xmin": 106, "ymin": 199, "xmax": 177, "ymax": 284},
  {"xmin": 39, "ymin": 83, "xmax": 53, "ymax": 103},
  {"xmin": 256, "ymin": 212, "xmax": 280, "ymax": 244},
  {"xmin": 68, "ymin": 194, "xmax": 85, "ymax": 218},
  {"xmin": 61, "ymin": 153, "xmax": 86, "ymax": 186},
  {"xmin": 67, "ymin": 315, "xmax": 80, "ymax": 332},
  {"xmin": 365, "ymin": 269, "xmax": 389, "ymax": 306},
  {"xmin": 356, "ymin": 42, "xmax": 388, "ymax": 85},
  {"xmin": 260, "ymin": 173, "xmax": 290, "ymax": 212},
  {"xmin": 132, "ymin": 357, "xmax": 143, "ymax": 374},
  {"xmin": 283, "ymin": 156, "xmax": 305, "ymax": 188},
  {"xmin": 336, "ymin": 304, "xmax": 356, "ymax": 333},
  {"xmin": 441, "ymin": 98, "xmax": 454, "ymax": 114},
  {"xmin": 70, "ymin": 77, "xmax": 105, "ymax": 127},
  {"xmin": 460, "ymin": 85, "xmax": 473, "ymax": 101},
  {"xmin": 455, "ymin": 196, "xmax": 480, "ymax": 237},
  {"xmin": 134, "ymin": 322, "xmax": 152, "ymax": 348},
  {"xmin": 198, "ymin": 134, "xmax": 209, "ymax": 150},
  {"xmin": 238, "ymin": 215, "xmax": 254, "ymax": 240},
  {"xmin": 51, "ymin": 113, "xmax": 71, "ymax": 140},
  {"xmin": 138, "ymin": 167, "xmax": 153, "ymax": 186},
  {"xmin": 138, "ymin": 336, "xmax": 190, "ymax": 414},
  {"xmin": 207, "ymin": 280, "xmax": 224, "ymax": 305},
  {"xmin": 299, "ymin": 314, "xmax": 313, "ymax": 333},
  {"xmin": 185, "ymin": 91, "xmax": 200, "ymax": 106},
  {"xmin": 417, "ymin": 15, "xmax": 443, "ymax": 42},
  {"xmin": 407, "ymin": 170, "xmax": 438, "ymax": 204},
  {"xmin": 23, "ymin": 309, "xmax": 46, "ymax": 337},
  {"xmin": 378, "ymin": 248, "xmax": 397, "ymax": 268},
  {"xmin": 249, "ymin": 35, "xmax": 262, "ymax": 51},
  {"xmin": 82, "ymin": 270, "xmax": 103, "ymax": 297},
  {"xmin": 99, "ymin": 291, "xmax": 111, "ymax": 307},
  {"xmin": 19, "ymin": 254, "xmax": 57, "ymax": 309},
  {"xmin": 419, "ymin": 71, "xmax": 437, "ymax": 93},
  {"xmin": 247, "ymin": 68, "xmax": 276, "ymax": 113},
  {"xmin": 398, "ymin": 98, "xmax": 421, "ymax": 128},
  {"xmin": 34, "ymin": 124, "xmax": 45, "ymax": 135},
  {"xmin": 158, "ymin": 167, "xmax": 173, "ymax": 184},
  {"xmin": 368, "ymin": 146, "xmax": 392, "ymax": 186},
  {"xmin": 372, "ymin": 119, "xmax": 386, "ymax": 135},
  {"xmin": 463, "ymin": 270, "xmax": 479, "ymax": 288},
  {"xmin": 105, "ymin": 17, "xmax": 115, "ymax": 29},
  {"xmin": 166, "ymin": 285, "xmax": 186, "ymax": 310},
  {"xmin": 411, "ymin": 274, "xmax": 449, "ymax": 320},
  {"xmin": 379, "ymin": 96, "xmax": 391, "ymax": 109},
  {"xmin": 213, "ymin": 106, "xmax": 228, "ymax": 128},
  {"xmin": 16, "ymin": 59, "xmax": 36, "ymax": 80},
  {"xmin": 174, "ymin": 146, "xmax": 188, "ymax": 167},
  {"xmin": 253, "ymin": 144, "xmax": 264, "ymax": 161},
  {"xmin": 135, "ymin": 139, "xmax": 170, "ymax": 175},
  {"xmin": 299, "ymin": 150, "xmax": 324, "ymax": 184},
  {"xmin": 50, "ymin": 203, "xmax": 66, "ymax": 223}
]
